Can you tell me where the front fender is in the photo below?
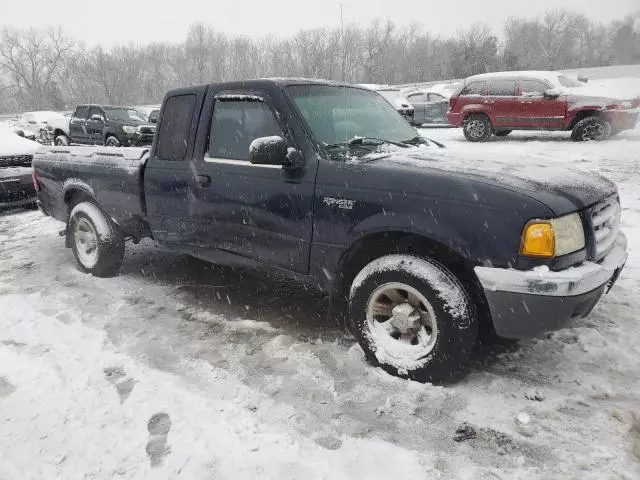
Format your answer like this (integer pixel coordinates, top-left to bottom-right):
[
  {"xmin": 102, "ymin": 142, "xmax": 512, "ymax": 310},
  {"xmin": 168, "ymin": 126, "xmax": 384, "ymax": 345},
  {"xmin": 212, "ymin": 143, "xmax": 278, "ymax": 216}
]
[{"xmin": 460, "ymin": 104, "xmax": 492, "ymax": 119}]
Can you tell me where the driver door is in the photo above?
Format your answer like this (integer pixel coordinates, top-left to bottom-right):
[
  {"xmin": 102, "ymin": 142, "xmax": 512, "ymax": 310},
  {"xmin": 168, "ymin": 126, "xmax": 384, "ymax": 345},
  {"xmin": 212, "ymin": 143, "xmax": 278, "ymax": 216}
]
[
  {"xmin": 193, "ymin": 90, "xmax": 316, "ymax": 273},
  {"xmin": 87, "ymin": 106, "xmax": 105, "ymax": 144}
]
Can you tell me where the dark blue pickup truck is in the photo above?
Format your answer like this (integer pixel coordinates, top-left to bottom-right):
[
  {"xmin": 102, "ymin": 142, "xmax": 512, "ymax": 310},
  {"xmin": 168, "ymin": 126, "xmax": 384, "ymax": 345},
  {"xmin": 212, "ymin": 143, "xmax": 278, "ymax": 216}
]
[{"xmin": 32, "ymin": 79, "xmax": 627, "ymax": 382}]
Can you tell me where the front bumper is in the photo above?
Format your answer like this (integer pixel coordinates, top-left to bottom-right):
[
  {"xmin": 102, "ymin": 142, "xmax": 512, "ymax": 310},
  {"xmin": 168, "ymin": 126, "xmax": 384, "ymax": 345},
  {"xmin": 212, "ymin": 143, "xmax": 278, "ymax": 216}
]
[
  {"xmin": 474, "ymin": 232, "xmax": 627, "ymax": 338},
  {"xmin": 604, "ymin": 110, "xmax": 639, "ymax": 131}
]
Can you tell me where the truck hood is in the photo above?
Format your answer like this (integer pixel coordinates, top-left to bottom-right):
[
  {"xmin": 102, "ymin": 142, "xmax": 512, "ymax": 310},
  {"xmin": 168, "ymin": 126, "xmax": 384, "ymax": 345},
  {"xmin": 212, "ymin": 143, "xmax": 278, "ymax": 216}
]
[{"xmin": 361, "ymin": 147, "xmax": 616, "ymax": 214}]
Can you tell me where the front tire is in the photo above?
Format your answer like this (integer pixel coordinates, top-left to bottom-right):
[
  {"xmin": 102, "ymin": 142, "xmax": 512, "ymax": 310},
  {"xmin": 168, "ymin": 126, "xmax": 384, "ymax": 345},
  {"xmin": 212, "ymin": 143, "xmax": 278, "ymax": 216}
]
[
  {"xmin": 105, "ymin": 135, "xmax": 121, "ymax": 147},
  {"xmin": 463, "ymin": 114, "xmax": 493, "ymax": 142},
  {"xmin": 348, "ymin": 255, "xmax": 478, "ymax": 383},
  {"xmin": 571, "ymin": 116, "xmax": 611, "ymax": 141},
  {"xmin": 68, "ymin": 202, "xmax": 124, "ymax": 277},
  {"xmin": 55, "ymin": 135, "xmax": 69, "ymax": 146}
]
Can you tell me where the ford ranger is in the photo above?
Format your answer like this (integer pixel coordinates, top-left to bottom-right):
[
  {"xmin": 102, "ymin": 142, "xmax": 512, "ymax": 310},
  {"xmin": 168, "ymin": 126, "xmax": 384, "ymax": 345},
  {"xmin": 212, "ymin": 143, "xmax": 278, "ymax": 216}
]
[{"xmin": 32, "ymin": 79, "xmax": 627, "ymax": 382}]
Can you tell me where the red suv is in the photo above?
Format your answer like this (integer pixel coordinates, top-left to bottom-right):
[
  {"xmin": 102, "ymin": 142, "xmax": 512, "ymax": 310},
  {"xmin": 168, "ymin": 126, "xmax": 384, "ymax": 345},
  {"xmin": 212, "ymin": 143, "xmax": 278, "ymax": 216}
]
[{"xmin": 447, "ymin": 71, "xmax": 639, "ymax": 142}]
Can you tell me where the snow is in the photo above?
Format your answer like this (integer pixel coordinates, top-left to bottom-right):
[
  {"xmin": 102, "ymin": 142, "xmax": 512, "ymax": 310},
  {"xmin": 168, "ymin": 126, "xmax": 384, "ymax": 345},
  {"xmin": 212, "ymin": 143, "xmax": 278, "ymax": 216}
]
[
  {"xmin": 249, "ymin": 135, "xmax": 284, "ymax": 155},
  {"xmin": 350, "ymin": 254, "xmax": 470, "ymax": 323},
  {"xmin": 70, "ymin": 202, "xmax": 112, "ymax": 241},
  {"xmin": 0, "ymin": 125, "xmax": 40, "ymax": 156},
  {"xmin": 2, "ymin": 122, "xmax": 640, "ymax": 479}
]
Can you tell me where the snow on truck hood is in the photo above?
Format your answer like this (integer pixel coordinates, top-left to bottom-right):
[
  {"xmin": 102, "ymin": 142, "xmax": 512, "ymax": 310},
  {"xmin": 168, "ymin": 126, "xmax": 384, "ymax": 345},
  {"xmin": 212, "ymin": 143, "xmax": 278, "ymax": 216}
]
[{"xmin": 365, "ymin": 147, "xmax": 617, "ymax": 213}]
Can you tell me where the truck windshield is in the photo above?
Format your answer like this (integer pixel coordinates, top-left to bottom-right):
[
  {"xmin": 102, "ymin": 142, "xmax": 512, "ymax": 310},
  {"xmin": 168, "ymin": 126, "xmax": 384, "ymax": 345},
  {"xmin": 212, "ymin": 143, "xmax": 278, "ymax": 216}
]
[
  {"xmin": 104, "ymin": 108, "xmax": 147, "ymax": 122},
  {"xmin": 286, "ymin": 85, "xmax": 417, "ymax": 151}
]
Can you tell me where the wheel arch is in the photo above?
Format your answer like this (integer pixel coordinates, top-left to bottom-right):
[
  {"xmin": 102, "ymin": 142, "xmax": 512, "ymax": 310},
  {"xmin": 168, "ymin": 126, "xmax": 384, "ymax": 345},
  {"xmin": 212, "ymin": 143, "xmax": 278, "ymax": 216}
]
[
  {"xmin": 329, "ymin": 230, "xmax": 492, "ymax": 334},
  {"xmin": 567, "ymin": 108, "xmax": 603, "ymax": 130}
]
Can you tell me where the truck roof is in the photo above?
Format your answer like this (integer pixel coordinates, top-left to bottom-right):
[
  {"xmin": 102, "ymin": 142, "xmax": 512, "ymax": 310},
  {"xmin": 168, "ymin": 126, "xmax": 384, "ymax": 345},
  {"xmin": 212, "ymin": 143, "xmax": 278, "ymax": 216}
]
[{"xmin": 163, "ymin": 78, "xmax": 369, "ymax": 99}]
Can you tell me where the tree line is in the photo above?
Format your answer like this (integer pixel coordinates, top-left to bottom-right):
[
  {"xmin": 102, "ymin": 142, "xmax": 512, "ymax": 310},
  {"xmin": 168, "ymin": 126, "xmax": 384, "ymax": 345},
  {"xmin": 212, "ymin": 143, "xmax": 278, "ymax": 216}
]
[{"xmin": 0, "ymin": 9, "xmax": 639, "ymax": 113}]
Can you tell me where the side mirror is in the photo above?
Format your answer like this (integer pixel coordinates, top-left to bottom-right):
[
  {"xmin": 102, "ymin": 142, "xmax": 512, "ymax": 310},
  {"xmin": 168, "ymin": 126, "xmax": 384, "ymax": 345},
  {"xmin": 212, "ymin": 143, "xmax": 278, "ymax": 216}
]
[
  {"xmin": 91, "ymin": 114, "xmax": 104, "ymax": 122},
  {"xmin": 249, "ymin": 136, "xmax": 288, "ymax": 166},
  {"xmin": 543, "ymin": 88, "xmax": 561, "ymax": 99}
]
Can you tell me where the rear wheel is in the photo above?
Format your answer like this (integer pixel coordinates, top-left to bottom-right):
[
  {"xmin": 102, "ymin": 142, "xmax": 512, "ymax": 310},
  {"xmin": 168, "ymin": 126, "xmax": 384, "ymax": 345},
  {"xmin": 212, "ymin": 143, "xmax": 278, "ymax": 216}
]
[
  {"xmin": 348, "ymin": 255, "xmax": 478, "ymax": 383},
  {"xmin": 571, "ymin": 116, "xmax": 611, "ymax": 141},
  {"xmin": 463, "ymin": 114, "xmax": 493, "ymax": 142},
  {"xmin": 105, "ymin": 135, "xmax": 121, "ymax": 147},
  {"xmin": 495, "ymin": 130, "xmax": 512, "ymax": 137},
  {"xmin": 68, "ymin": 202, "xmax": 124, "ymax": 277}
]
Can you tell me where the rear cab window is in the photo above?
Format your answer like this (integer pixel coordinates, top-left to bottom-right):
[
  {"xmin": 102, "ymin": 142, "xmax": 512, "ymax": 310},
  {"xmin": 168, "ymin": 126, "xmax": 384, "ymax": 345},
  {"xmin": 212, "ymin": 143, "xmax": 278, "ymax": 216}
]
[{"xmin": 155, "ymin": 94, "xmax": 197, "ymax": 161}]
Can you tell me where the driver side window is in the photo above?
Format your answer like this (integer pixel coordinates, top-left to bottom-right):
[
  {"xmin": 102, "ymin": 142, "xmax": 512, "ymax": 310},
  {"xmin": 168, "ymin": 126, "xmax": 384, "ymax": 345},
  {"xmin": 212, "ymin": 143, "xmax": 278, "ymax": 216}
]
[{"xmin": 207, "ymin": 98, "xmax": 284, "ymax": 161}]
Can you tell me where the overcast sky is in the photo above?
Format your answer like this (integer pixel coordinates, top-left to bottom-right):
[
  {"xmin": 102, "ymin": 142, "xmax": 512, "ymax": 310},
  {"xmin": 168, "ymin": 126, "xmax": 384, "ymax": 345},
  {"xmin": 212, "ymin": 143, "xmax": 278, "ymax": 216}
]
[{"xmin": 1, "ymin": 0, "xmax": 638, "ymax": 46}]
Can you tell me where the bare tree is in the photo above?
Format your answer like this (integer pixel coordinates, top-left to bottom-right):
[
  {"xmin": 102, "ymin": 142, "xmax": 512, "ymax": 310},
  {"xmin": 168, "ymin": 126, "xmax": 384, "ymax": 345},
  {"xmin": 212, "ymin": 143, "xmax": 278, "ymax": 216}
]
[{"xmin": 0, "ymin": 27, "xmax": 75, "ymax": 110}]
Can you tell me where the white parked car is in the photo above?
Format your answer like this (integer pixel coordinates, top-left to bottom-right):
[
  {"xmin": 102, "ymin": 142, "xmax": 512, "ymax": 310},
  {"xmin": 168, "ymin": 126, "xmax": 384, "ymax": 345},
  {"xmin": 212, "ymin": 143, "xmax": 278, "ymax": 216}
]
[
  {"xmin": 12, "ymin": 111, "xmax": 58, "ymax": 142},
  {"xmin": 356, "ymin": 84, "xmax": 415, "ymax": 123}
]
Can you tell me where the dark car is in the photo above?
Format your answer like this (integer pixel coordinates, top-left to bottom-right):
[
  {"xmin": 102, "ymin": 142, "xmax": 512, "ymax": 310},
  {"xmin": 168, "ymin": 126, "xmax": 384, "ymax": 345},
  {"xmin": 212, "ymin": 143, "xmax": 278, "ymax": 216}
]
[
  {"xmin": 69, "ymin": 105, "xmax": 156, "ymax": 147},
  {"xmin": 406, "ymin": 90, "xmax": 450, "ymax": 125},
  {"xmin": 0, "ymin": 154, "xmax": 36, "ymax": 210},
  {"xmin": 33, "ymin": 79, "xmax": 626, "ymax": 383},
  {"xmin": 447, "ymin": 71, "xmax": 639, "ymax": 142}
]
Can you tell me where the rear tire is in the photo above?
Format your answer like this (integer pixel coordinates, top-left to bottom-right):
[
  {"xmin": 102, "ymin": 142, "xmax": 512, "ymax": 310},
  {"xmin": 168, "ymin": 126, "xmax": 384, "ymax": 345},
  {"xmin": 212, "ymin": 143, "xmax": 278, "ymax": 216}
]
[
  {"xmin": 68, "ymin": 202, "xmax": 124, "ymax": 277},
  {"xmin": 495, "ymin": 130, "xmax": 512, "ymax": 137},
  {"xmin": 348, "ymin": 255, "xmax": 478, "ymax": 383},
  {"xmin": 571, "ymin": 116, "xmax": 611, "ymax": 141},
  {"xmin": 105, "ymin": 135, "xmax": 121, "ymax": 147},
  {"xmin": 463, "ymin": 114, "xmax": 493, "ymax": 142},
  {"xmin": 55, "ymin": 135, "xmax": 69, "ymax": 146}
]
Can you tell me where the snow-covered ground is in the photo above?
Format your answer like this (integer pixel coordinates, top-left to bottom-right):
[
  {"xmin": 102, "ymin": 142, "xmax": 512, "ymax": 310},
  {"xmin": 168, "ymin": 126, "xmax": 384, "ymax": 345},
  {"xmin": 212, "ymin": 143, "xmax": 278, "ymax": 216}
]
[{"xmin": 2, "ymin": 125, "xmax": 640, "ymax": 479}]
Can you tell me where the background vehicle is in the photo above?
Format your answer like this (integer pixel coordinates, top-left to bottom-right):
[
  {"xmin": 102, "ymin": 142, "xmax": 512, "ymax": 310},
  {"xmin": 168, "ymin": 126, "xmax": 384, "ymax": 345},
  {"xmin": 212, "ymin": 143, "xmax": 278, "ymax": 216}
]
[
  {"xmin": 45, "ymin": 111, "xmax": 72, "ymax": 145},
  {"xmin": 11, "ymin": 111, "xmax": 57, "ymax": 141},
  {"xmin": 69, "ymin": 104, "xmax": 156, "ymax": 147},
  {"xmin": 136, "ymin": 105, "xmax": 161, "ymax": 123},
  {"xmin": 406, "ymin": 90, "xmax": 450, "ymax": 125},
  {"xmin": 0, "ymin": 125, "xmax": 39, "ymax": 210},
  {"xmin": 33, "ymin": 79, "xmax": 626, "ymax": 383},
  {"xmin": 358, "ymin": 84, "xmax": 415, "ymax": 123},
  {"xmin": 447, "ymin": 71, "xmax": 639, "ymax": 142}
]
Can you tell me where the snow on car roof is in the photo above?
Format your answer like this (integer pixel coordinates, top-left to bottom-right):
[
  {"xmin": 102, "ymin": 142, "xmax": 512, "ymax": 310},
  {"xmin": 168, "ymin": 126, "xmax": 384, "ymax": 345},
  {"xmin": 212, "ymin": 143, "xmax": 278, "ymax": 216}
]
[
  {"xmin": 357, "ymin": 84, "xmax": 400, "ymax": 91},
  {"xmin": 465, "ymin": 71, "xmax": 563, "ymax": 83}
]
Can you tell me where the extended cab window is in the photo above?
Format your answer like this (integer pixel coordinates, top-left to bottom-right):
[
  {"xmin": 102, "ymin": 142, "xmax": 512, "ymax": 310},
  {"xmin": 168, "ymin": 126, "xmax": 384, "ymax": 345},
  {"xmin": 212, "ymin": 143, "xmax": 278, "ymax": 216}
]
[
  {"xmin": 520, "ymin": 80, "xmax": 549, "ymax": 95},
  {"xmin": 73, "ymin": 106, "xmax": 89, "ymax": 120},
  {"xmin": 155, "ymin": 94, "xmax": 196, "ymax": 161},
  {"xmin": 487, "ymin": 79, "xmax": 516, "ymax": 96},
  {"xmin": 208, "ymin": 99, "xmax": 284, "ymax": 161},
  {"xmin": 460, "ymin": 82, "xmax": 484, "ymax": 96}
]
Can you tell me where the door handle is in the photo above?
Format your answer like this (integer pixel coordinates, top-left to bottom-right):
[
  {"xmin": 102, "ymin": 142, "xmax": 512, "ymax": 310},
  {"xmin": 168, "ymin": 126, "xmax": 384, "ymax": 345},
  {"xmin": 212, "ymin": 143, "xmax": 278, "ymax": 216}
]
[
  {"xmin": 521, "ymin": 100, "xmax": 533, "ymax": 104},
  {"xmin": 195, "ymin": 174, "xmax": 211, "ymax": 187}
]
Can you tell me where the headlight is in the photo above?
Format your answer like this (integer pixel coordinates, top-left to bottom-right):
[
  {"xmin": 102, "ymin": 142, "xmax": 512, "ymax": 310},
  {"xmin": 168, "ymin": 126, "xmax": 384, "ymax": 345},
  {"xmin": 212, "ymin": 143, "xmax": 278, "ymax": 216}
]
[
  {"xmin": 521, "ymin": 213, "xmax": 585, "ymax": 258},
  {"xmin": 122, "ymin": 125, "xmax": 137, "ymax": 134}
]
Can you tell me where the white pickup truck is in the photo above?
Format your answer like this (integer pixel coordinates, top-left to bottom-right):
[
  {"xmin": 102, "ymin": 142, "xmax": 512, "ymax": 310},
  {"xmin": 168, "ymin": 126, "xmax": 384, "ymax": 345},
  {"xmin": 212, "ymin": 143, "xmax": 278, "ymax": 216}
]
[{"xmin": 45, "ymin": 112, "xmax": 72, "ymax": 145}]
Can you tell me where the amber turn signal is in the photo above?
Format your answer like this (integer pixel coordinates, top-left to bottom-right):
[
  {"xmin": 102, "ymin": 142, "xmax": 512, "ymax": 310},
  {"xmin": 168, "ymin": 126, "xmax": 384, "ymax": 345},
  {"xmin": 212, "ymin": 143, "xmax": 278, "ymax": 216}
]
[{"xmin": 521, "ymin": 222, "xmax": 555, "ymax": 258}]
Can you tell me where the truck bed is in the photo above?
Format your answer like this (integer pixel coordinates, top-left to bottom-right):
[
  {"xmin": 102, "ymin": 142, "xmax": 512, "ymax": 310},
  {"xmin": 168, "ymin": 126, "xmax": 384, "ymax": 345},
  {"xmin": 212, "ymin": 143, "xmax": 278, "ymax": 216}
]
[{"xmin": 33, "ymin": 146, "xmax": 149, "ymax": 226}]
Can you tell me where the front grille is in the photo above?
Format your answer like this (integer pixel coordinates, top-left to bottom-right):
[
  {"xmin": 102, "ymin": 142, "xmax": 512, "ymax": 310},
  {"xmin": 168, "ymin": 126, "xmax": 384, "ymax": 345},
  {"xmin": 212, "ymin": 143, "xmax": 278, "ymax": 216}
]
[
  {"xmin": 0, "ymin": 181, "xmax": 35, "ymax": 203},
  {"xmin": 0, "ymin": 155, "xmax": 33, "ymax": 168},
  {"xmin": 138, "ymin": 125, "xmax": 156, "ymax": 135},
  {"xmin": 590, "ymin": 196, "xmax": 620, "ymax": 260}
]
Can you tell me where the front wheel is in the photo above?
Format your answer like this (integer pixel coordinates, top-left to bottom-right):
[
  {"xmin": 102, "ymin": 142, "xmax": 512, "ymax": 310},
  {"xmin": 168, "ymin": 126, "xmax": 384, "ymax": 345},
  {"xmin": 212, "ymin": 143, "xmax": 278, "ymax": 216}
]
[
  {"xmin": 68, "ymin": 202, "xmax": 124, "ymax": 277},
  {"xmin": 571, "ymin": 116, "xmax": 611, "ymax": 141},
  {"xmin": 348, "ymin": 255, "xmax": 478, "ymax": 383},
  {"xmin": 55, "ymin": 135, "xmax": 69, "ymax": 146},
  {"xmin": 463, "ymin": 114, "xmax": 493, "ymax": 142},
  {"xmin": 105, "ymin": 136, "xmax": 121, "ymax": 147}
]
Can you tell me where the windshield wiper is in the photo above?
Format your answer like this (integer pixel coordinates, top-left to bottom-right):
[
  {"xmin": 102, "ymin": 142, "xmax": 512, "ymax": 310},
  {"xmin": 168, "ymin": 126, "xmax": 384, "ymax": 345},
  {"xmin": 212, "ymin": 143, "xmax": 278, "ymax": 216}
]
[
  {"xmin": 324, "ymin": 137, "xmax": 410, "ymax": 149},
  {"xmin": 402, "ymin": 135, "xmax": 446, "ymax": 148}
]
